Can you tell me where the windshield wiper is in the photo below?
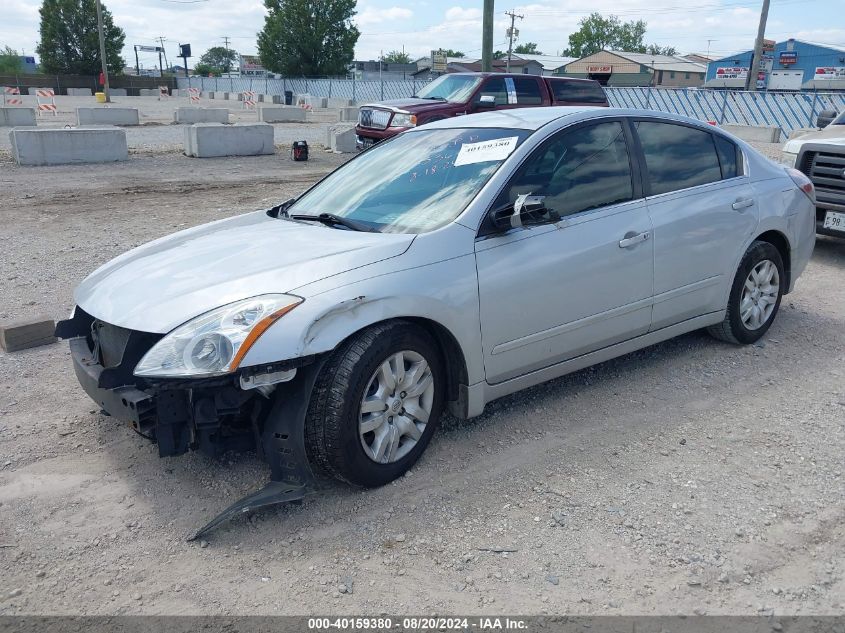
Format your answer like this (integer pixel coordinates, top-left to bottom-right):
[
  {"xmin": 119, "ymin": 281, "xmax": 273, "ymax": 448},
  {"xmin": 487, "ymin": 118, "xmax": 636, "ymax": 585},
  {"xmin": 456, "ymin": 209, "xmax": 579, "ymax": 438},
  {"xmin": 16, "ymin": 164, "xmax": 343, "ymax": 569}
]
[
  {"xmin": 419, "ymin": 96, "xmax": 446, "ymax": 101},
  {"xmin": 290, "ymin": 213, "xmax": 378, "ymax": 233}
]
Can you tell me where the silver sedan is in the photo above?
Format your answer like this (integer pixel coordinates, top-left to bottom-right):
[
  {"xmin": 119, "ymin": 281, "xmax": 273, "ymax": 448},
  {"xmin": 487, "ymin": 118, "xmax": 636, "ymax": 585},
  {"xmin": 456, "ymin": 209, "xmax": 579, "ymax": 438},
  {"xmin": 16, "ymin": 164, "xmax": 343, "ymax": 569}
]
[{"xmin": 58, "ymin": 107, "xmax": 816, "ymax": 531}]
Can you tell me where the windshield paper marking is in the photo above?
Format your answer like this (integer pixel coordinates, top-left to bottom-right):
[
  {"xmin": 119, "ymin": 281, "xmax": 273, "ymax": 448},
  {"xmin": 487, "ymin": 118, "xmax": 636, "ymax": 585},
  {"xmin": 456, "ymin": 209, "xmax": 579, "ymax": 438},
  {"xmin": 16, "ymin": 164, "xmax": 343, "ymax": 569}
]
[{"xmin": 454, "ymin": 136, "xmax": 519, "ymax": 166}]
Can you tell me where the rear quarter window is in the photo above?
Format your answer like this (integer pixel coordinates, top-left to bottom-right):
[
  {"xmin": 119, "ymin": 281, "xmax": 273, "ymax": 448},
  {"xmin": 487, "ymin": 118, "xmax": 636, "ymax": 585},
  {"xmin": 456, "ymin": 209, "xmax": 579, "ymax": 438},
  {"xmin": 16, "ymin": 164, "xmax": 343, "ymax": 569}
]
[
  {"xmin": 714, "ymin": 135, "xmax": 741, "ymax": 179},
  {"xmin": 548, "ymin": 80, "xmax": 607, "ymax": 105}
]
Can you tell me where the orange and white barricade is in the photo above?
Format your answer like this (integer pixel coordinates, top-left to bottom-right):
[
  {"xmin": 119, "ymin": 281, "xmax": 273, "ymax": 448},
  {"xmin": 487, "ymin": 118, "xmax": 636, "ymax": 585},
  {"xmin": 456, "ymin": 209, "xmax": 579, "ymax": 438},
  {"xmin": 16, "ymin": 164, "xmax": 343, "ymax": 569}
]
[
  {"xmin": 188, "ymin": 87, "xmax": 201, "ymax": 104},
  {"xmin": 158, "ymin": 85, "xmax": 169, "ymax": 100},
  {"xmin": 296, "ymin": 93, "xmax": 312, "ymax": 111},
  {"xmin": 3, "ymin": 87, "xmax": 23, "ymax": 105},
  {"xmin": 36, "ymin": 88, "xmax": 57, "ymax": 116},
  {"xmin": 241, "ymin": 91, "xmax": 256, "ymax": 110}
]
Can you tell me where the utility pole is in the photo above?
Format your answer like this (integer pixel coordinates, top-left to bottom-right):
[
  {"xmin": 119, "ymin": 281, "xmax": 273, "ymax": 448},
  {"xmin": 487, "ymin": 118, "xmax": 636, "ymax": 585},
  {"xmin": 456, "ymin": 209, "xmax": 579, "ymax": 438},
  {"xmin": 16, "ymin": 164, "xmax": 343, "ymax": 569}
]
[
  {"xmin": 95, "ymin": 0, "xmax": 111, "ymax": 102},
  {"xmin": 745, "ymin": 0, "xmax": 770, "ymax": 91},
  {"xmin": 158, "ymin": 37, "xmax": 169, "ymax": 70},
  {"xmin": 505, "ymin": 10, "xmax": 523, "ymax": 73},
  {"xmin": 222, "ymin": 36, "xmax": 231, "ymax": 73},
  {"xmin": 481, "ymin": 0, "xmax": 494, "ymax": 72}
]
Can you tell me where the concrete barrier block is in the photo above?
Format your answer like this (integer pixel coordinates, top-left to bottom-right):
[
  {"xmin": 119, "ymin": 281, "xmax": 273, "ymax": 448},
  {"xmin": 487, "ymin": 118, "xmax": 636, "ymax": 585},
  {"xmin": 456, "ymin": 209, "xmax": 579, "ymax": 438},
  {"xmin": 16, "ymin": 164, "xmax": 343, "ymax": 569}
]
[
  {"xmin": 108, "ymin": 88, "xmax": 127, "ymax": 97},
  {"xmin": 0, "ymin": 107, "xmax": 37, "ymax": 127},
  {"xmin": 338, "ymin": 107, "xmax": 359, "ymax": 122},
  {"xmin": 0, "ymin": 316, "xmax": 56, "ymax": 352},
  {"xmin": 76, "ymin": 107, "xmax": 140, "ymax": 126},
  {"xmin": 259, "ymin": 106, "xmax": 307, "ymax": 123},
  {"xmin": 223, "ymin": 92, "xmax": 231, "ymax": 100},
  {"xmin": 67, "ymin": 88, "xmax": 93, "ymax": 96},
  {"xmin": 315, "ymin": 97, "xmax": 328, "ymax": 108},
  {"xmin": 10, "ymin": 126, "xmax": 128, "ymax": 166},
  {"xmin": 174, "ymin": 107, "xmax": 230, "ymax": 124},
  {"xmin": 272, "ymin": 95, "xmax": 283, "ymax": 104},
  {"xmin": 721, "ymin": 124, "xmax": 781, "ymax": 143},
  {"xmin": 328, "ymin": 124, "xmax": 357, "ymax": 153},
  {"xmin": 184, "ymin": 122, "xmax": 274, "ymax": 158},
  {"xmin": 139, "ymin": 88, "xmax": 158, "ymax": 97},
  {"xmin": 328, "ymin": 98, "xmax": 355, "ymax": 108}
]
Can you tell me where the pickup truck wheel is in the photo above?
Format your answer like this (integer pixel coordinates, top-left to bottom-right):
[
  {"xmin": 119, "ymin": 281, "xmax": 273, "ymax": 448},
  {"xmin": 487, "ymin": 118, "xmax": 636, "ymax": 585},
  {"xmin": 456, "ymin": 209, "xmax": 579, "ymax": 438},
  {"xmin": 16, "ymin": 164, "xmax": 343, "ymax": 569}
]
[
  {"xmin": 305, "ymin": 321, "xmax": 444, "ymax": 487},
  {"xmin": 708, "ymin": 240, "xmax": 784, "ymax": 344}
]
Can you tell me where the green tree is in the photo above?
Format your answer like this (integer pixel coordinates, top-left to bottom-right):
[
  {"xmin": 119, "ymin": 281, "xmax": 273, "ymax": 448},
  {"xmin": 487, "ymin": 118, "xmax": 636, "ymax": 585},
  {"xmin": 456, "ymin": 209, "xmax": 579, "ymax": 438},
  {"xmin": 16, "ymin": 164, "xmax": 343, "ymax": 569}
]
[
  {"xmin": 0, "ymin": 46, "xmax": 22, "ymax": 73},
  {"xmin": 36, "ymin": 0, "xmax": 125, "ymax": 75},
  {"xmin": 193, "ymin": 62, "xmax": 217, "ymax": 77},
  {"xmin": 513, "ymin": 42, "xmax": 543, "ymax": 55},
  {"xmin": 563, "ymin": 13, "xmax": 647, "ymax": 58},
  {"xmin": 382, "ymin": 50, "xmax": 411, "ymax": 64},
  {"xmin": 646, "ymin": 44, "xmax": 678, "ymax": 56},
  {"xmin": 493, "ymin": 50, "xmax": 506, "ymax": 60},
  {"xmin": 258, "ymin": 0, "xmax": 359, "ymax": 76},
  {"xmin": 440, "ymin": 49, "xmax": 464, "ymax": 58},
  {"xmin": 198, "ymin": 46, "xmax": 239, "ymax": 74}
]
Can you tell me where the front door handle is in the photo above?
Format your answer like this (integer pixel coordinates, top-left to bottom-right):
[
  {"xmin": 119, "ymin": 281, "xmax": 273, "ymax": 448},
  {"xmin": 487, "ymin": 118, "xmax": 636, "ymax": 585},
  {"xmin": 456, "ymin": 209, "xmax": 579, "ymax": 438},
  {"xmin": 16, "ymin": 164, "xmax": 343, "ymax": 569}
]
[
  {"xmin": 732, "ymin": 198, "xmax": 755, "ymax": 211},
  {"xmin": 618, "ymin": 231, "xmax": 650, "ymax": 248}
]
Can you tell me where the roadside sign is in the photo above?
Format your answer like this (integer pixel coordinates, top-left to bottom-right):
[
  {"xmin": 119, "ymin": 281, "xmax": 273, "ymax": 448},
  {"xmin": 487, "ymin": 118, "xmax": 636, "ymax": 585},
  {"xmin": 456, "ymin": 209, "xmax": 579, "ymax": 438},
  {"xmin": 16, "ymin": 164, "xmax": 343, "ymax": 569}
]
[
  {"xmin": 762, "ymin": 39, "xmax": 775, "ymax": 52},
  {"xmin": 587, "ymin": 65, "xmax": 612, "ymax": 73},
  {"xmin": 715, "ymin": 67, "xmax": 748, "ymax": 79},
  {"xmin": 431, "ymin": 50, "xmax": 447, "ymax": 72},
  {"xmin": 814, "ymin": 67, "xmax": 845, "ymax": 80}
]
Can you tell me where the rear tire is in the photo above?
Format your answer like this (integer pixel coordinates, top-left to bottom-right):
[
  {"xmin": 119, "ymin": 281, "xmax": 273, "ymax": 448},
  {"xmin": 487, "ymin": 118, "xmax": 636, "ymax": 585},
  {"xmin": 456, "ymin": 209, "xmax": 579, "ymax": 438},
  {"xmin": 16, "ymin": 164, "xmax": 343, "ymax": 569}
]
[
  {"xmin": 305, "ymin": 321, "xmax": 444, "ymax": 487},
  {"xmin": 708, "ymin": 240, "xmax": 784, "ymax": 344}
]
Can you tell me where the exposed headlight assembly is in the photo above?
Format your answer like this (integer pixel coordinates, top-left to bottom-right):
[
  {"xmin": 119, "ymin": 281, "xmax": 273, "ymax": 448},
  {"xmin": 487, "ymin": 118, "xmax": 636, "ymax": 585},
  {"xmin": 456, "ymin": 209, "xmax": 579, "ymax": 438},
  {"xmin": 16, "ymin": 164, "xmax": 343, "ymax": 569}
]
[
  {"xmin": 134, "ymin": 294, "xmax": 303, "ymax": 378},
  {"xmin": 391, "ymin": 112, "xmax": 417, "ymax": 127}
]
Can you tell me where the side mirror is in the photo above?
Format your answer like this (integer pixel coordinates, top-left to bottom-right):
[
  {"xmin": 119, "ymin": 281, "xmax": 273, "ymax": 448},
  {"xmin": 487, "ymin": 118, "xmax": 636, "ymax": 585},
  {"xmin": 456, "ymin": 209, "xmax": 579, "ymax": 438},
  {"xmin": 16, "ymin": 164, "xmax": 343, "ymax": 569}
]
[
  {"xmin": 817, "ymin": 109, "xmax": 838, "ymax": 129},
  {"xmin": 492, "ymin": 194, "xmax": 553, "ymax": 230},
  {"xmin": 476, "ymin": 94, "xmax": 496, "ymax": 109}
]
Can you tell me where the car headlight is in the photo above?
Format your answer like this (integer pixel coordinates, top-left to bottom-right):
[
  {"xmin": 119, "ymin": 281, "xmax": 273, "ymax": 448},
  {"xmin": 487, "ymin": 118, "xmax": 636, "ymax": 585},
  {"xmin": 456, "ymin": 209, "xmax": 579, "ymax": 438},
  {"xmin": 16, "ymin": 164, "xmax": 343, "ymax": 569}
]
[
  {"xmin": 391, "ymin": 112, "xmax": 416, "ymax": 128},
  {"xmin": 780, "ymin": 151, "xmax": 798, "ymax": 168},
  {"xmin": 134, "ymin": 294, "xmax": 303, "ymax": 378}
]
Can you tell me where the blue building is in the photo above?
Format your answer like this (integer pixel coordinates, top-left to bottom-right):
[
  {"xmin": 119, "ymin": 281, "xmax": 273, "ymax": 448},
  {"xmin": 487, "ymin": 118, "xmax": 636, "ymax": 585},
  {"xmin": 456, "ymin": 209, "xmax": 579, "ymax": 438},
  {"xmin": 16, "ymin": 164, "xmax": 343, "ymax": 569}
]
[
  {"xmin": 705, "ymin": 39, "xmax": 845, "ymax": 91},
  {"xmin": 16, "ymin": 55, "xmax": 37, "ymax": 73}
]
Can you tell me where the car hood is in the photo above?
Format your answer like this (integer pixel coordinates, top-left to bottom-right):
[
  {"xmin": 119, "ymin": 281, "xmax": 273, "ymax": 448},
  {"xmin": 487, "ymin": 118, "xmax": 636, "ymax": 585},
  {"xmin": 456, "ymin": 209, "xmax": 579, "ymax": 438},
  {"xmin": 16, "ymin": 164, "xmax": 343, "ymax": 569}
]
[
  {"xmin": 75, "ymin": 211, "xmax": 413, "ymax": 333},
  {"xmin": 783, "ymin": 126, "xmax": 845, "ymax": 153},
  {"xmin": 364, "ymin": 98, "xmax": 456, "ymax": 115}
]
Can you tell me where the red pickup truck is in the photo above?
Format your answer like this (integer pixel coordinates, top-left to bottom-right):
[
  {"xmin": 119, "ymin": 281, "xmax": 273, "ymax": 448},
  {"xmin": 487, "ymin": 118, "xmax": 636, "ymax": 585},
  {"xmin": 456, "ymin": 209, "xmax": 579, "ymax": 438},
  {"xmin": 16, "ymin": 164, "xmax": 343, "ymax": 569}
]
[{"xmin": 355, "ymin": 72, "xmax": 609, "ymax": 149}]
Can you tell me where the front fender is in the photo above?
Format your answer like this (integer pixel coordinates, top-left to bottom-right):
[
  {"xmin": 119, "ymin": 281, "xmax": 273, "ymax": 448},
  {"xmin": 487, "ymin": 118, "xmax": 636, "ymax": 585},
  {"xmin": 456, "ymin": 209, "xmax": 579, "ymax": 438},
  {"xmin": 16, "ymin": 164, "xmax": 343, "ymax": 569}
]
[{"xmin": 238, "ymin": 253, "xmax": 485, "ymax": 385}]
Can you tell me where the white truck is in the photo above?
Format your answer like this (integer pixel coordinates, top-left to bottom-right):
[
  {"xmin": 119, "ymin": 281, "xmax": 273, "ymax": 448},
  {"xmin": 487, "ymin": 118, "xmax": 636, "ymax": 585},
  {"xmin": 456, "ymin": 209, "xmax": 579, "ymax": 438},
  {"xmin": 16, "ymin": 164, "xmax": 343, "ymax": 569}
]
[{"xmin": 782, "ymin": 109, "xmax": 845, "ymax": 237}]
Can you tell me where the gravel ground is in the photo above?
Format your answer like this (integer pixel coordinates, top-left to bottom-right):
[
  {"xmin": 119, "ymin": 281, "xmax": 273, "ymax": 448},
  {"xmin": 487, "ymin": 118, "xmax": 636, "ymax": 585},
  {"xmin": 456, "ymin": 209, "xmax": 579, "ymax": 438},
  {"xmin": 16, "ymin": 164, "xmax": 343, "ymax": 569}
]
[
  {"xmin": 0, "ymin": 138, "xmax": 842, "ymax": 618},
  {"xmin": 0, "ymin": 95, "xmax": 346, "ymax": 153}
]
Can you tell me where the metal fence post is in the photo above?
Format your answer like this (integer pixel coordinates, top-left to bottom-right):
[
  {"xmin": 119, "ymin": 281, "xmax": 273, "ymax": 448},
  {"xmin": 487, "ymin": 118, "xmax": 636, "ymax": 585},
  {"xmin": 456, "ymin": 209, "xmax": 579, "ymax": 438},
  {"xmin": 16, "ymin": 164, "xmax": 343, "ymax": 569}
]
[
  {"xmin": 380, "ymin": 79, "xmax": 384, "ymax": 100},
  {"xmin": 720, "ymin": 90, "xmax": 728, "ymax": 124},
  {"xmin": 808, "ymin": 92, "xmax": 818, "ymax": 127},
  {"xmin": 328, "ymin": 78, "xmax": 332, "ymax": 98},
  {"xmin": 353, "ymin": 75, "xmax": 357, "ymax": 102}
]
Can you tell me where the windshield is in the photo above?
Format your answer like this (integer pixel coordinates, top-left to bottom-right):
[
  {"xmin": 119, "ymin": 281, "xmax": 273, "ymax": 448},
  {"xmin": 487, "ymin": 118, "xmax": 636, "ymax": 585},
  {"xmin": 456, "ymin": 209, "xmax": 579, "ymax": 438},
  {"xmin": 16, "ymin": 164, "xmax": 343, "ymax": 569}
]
[
  {"xmin": 287, "ymin": 128, "xmax": 531, "ymax": 234},
  {"xmin": 416, "ymin": 75, "xmax": 482, "ymax": 103}
]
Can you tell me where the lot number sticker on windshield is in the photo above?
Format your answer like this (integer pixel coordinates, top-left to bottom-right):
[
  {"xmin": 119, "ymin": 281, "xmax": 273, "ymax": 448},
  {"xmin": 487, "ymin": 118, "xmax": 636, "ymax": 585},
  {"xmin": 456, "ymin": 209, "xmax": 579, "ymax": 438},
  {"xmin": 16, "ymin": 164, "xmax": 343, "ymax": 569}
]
[{"xmin": 454, "ymin": 136, "xmax": 519, "ymax": 166}]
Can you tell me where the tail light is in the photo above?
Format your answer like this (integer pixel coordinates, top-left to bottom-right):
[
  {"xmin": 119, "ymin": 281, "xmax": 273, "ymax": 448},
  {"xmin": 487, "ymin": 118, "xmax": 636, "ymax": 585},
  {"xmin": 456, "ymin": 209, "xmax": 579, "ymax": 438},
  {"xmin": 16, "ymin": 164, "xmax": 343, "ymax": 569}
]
[{"xmin": 786, "ymin": 167, "xmax": 815, "ymax": 202}]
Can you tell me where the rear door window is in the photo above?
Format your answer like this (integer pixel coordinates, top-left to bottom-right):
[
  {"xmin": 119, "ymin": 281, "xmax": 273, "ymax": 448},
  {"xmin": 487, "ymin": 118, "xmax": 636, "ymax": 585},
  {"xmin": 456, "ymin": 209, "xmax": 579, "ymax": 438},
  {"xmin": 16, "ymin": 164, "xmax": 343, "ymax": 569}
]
[
  {"xmin": 635, "ymin": 121, "xmax": 722, "ymax": 195},
  {"xmin": 548, "ymin": 80, "xmax": 607, "ymax": 104},
  {"xmin": 714, "ymin": 135, "xmax": 741, "ymax": 179},
  {"xmin": 512, "ymin": 77, "xmax": 543, "ymax": 105}
]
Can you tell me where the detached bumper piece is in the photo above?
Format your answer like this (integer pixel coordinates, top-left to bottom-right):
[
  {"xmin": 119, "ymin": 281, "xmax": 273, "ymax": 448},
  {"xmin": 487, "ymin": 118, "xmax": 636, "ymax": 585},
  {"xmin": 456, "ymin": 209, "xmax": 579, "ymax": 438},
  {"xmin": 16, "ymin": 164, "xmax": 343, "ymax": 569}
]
[{"xmin": 57, "ymin": 307, "xmax": 327, "ymax": 539}]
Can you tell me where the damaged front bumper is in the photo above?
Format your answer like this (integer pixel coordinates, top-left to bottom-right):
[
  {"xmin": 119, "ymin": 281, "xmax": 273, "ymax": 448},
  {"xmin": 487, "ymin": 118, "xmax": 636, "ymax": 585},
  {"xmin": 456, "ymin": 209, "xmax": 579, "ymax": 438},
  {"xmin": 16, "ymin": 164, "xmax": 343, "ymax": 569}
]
[{"xmin": 58, "ymin": 307, "xmax": 326, "ymax": 539}]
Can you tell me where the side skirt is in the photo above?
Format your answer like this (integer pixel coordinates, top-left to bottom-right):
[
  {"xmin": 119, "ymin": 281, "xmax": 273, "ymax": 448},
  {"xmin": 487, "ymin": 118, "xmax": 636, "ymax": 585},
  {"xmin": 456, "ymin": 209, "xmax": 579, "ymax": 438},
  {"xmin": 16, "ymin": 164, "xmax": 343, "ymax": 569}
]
[{"xmin": 463, "ymin": 312, "xmax": 724, "ymax": 418}]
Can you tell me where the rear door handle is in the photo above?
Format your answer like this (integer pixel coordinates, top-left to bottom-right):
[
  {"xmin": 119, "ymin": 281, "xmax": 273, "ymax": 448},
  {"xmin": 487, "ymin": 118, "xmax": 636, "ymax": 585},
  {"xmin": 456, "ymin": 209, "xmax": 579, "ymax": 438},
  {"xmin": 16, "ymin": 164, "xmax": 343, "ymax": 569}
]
[
  {"xmin": 732, "ymin": 198, "xmax": 755, "ymax": 210},
  {"xmin": 618, "ymin": 231, "xmax": 650, "ymax": 248}
]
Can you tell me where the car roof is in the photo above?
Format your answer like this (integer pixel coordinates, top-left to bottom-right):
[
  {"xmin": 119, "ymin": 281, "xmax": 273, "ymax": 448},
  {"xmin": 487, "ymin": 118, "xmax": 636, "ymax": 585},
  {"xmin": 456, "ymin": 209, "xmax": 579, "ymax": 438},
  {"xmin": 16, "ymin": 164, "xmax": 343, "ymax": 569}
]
[{"xmin": 413, "ymin": 106, "xmax": 725, "ymax": 133}]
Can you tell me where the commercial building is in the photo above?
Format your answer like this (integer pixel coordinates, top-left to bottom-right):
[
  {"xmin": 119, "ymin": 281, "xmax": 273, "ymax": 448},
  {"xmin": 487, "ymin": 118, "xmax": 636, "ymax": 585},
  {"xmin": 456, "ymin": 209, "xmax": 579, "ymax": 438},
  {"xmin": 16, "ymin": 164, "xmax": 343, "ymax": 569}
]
[
  {"xmin": 558, "ymin": 50, "xmax": 706, "ymax": 87},
  {"xmin": 705, "ymin": 39, "xmax": 845, "ymax": 91}
]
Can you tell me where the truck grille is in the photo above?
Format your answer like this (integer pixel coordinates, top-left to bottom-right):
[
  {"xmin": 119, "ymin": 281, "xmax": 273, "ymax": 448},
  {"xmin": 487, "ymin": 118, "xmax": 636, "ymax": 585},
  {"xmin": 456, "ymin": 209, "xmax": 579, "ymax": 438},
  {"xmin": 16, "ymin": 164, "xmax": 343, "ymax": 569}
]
[
  {"xmin": 801, "ymin": 150, "xmax": 845, "ymax": 209},
  {"xmin": 358, "ymin": 107, "xmax": 391, "ymax": 130}
]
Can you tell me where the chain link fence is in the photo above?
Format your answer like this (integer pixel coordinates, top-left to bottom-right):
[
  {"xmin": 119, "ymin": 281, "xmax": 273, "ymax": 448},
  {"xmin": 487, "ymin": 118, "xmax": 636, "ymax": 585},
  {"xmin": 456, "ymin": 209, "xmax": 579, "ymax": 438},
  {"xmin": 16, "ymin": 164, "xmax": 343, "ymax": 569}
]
[{"xmin": 175, "ymin": 77, "xmax": 845, "ymax": 140}]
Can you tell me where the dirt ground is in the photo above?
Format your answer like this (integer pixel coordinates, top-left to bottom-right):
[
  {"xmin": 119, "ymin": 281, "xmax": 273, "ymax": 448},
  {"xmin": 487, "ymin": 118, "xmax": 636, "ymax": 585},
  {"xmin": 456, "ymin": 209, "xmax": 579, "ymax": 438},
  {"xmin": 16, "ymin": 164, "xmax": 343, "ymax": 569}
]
[{"xmin": 0, "ymin": 141, "xmax": 843, "ymax": 618}]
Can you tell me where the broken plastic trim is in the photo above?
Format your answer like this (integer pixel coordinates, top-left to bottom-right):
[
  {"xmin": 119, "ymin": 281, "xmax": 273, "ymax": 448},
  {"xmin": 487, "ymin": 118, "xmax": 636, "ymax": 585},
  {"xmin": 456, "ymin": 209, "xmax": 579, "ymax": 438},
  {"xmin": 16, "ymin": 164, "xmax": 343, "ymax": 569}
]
[{"xmin": 188, "ymin": 357, "xmax": 328, "ymax": 541}]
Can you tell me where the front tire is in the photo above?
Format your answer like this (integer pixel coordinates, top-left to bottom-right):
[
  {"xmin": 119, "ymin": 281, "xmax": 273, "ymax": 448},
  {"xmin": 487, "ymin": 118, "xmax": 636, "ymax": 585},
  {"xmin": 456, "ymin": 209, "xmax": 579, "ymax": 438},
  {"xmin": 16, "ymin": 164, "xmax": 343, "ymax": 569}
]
[
  {"xmin": 305, "ymin": 321, "xmax": 445, "ymax": 487},
  {"xmin": 708, "ymin": 240, "xmax": 784, "ymax": 344}
]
